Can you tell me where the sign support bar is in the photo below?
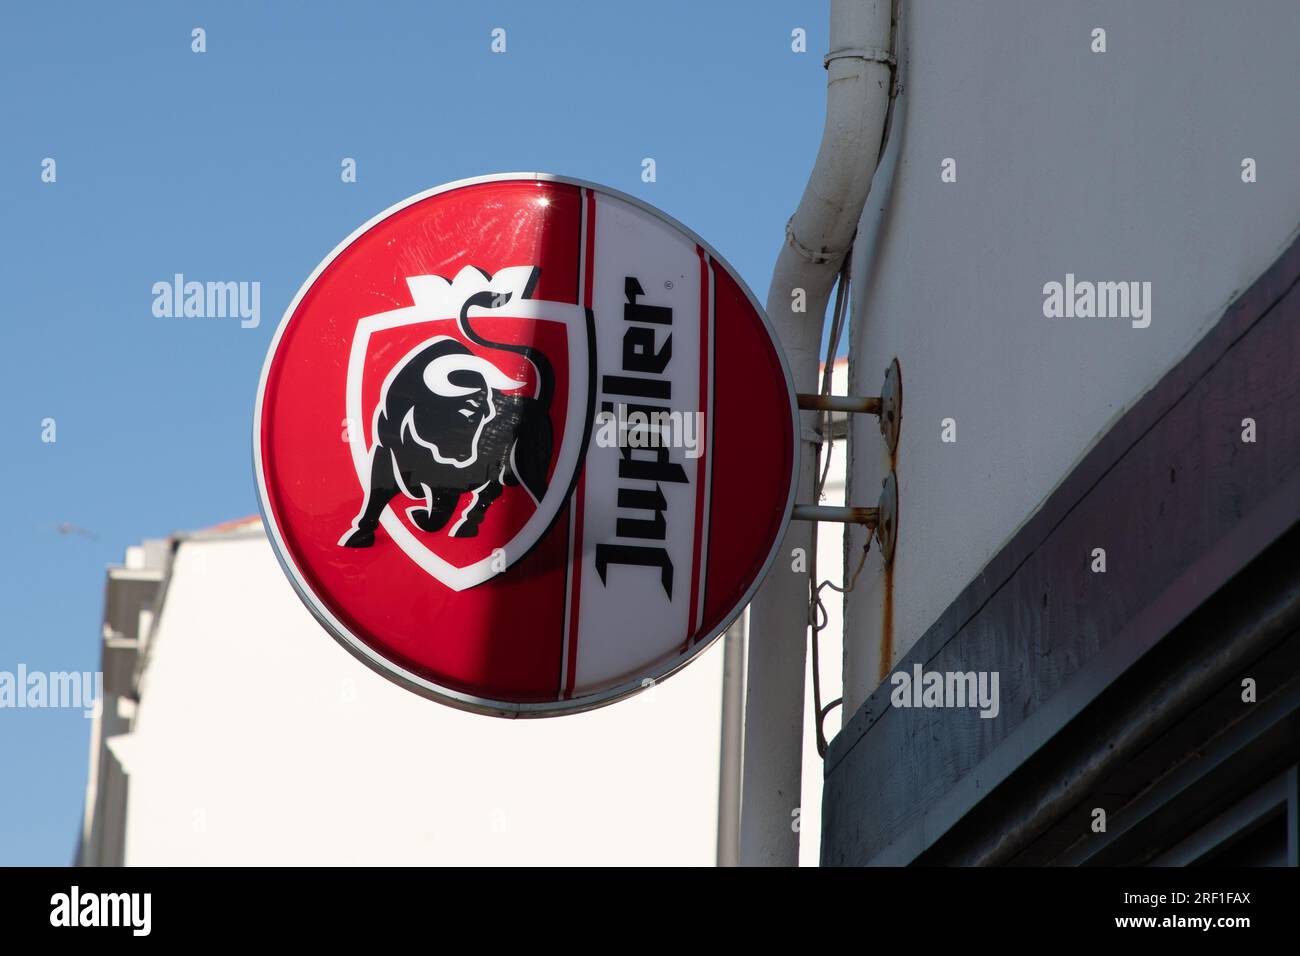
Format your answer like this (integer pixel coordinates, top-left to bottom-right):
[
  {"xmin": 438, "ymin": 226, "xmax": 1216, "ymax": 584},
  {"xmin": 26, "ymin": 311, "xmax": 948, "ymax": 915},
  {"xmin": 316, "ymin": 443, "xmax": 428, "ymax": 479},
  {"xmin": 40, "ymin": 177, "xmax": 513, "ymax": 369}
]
[{"xmin": 791, "ymin": 504, "xmax": 878, "ymax": 526}]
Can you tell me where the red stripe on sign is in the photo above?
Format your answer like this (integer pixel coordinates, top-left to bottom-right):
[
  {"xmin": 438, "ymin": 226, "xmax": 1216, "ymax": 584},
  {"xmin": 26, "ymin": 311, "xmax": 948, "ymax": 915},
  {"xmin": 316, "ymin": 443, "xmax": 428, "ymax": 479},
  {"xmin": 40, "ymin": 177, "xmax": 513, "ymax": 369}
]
[
  {"xmin": 562, "ymin": 189, "xmax": 597, "ymax": 698},
  {"xmin": 583, "ymin": 189, "xmax": 596, "ymax": 308},
  {"xmin": 564, "ymin": 474, "xmax": 587, "ymax": 698},
  {"xmin": 699, "ymin": 264, "xmax": 796, "ymax": 639},
  {"xmin": 685, "ymin": 247, "xmax": 712, "ymax": 651}
]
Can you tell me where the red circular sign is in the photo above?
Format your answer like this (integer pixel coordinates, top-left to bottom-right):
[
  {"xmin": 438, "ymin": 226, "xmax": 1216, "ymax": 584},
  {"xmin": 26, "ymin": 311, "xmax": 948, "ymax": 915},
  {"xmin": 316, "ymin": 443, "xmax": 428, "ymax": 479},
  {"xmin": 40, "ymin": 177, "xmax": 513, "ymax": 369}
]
[{"xmin": 254, "ymin": 174, "xmax": 796, "ymax": 715}]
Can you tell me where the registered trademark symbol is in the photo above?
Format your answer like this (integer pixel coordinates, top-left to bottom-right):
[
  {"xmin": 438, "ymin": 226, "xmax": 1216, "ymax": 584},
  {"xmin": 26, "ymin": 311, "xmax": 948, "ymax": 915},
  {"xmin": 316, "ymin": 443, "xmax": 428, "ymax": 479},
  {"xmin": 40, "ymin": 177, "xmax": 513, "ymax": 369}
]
[{"xmin": 664, "ymin": 280, "xmax": 673, "ymax": 290}]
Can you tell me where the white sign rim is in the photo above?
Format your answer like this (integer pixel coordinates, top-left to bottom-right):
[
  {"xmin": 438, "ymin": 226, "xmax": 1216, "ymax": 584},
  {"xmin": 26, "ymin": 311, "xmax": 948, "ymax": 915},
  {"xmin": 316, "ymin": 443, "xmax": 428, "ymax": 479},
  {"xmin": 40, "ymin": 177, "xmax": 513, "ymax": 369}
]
[{"xmin": 252, "ymin": 172, "xmax": 799, "ymax": 718}]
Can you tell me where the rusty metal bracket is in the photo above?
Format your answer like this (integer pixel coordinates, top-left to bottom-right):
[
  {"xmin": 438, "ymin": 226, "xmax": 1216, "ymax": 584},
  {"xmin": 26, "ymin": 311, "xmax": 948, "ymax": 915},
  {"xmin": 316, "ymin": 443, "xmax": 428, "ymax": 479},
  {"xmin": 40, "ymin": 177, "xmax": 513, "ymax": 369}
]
[
  {"xmin": 792, "ymin": 505, "xmax": 878, "ymax": 526},
  {"xmin": 796, "ymin": 357, "xmax": 902, "ymax": 454},
  {"xmin": 791, "ymin": 470, "xmax": 898, "ymax": 566},
  {"xmin": 798, "ymin": 394, "xmax": 881, "ymax": 415}
]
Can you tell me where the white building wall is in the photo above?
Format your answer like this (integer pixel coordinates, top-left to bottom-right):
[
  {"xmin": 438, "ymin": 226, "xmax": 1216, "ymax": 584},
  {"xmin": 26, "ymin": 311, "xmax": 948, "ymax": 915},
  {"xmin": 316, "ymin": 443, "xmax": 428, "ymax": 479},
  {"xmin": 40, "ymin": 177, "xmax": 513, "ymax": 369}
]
[
  {"xmin": 843, "ymin": 0, "xmax": 1300, "ymax": 711},
  {"xmin": 107, "ymin": 526, "xmax": 725, "ymax": 866}
]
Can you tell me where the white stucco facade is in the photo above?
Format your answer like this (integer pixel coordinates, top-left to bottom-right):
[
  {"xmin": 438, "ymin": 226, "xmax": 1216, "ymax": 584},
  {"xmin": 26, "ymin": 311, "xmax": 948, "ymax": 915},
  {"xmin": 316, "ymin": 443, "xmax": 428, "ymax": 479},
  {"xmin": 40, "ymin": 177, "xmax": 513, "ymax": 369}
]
[{"xmin": 843, "ymin": 0, "xmax": 1300, "ymax": 711}]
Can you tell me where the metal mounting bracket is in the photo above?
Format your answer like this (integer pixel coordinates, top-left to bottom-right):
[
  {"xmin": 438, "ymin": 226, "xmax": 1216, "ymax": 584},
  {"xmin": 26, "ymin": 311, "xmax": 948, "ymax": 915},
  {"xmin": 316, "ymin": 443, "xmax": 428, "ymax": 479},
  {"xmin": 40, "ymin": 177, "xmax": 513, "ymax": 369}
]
[
  {"xmin": 796, "ymin": 357, "xmax": 902, "ymax": 454},
  {"xmin": 790, "ymin": 471, "xmax": 899, "ymax": 567},
  {"xmin": 792, "ymin": 505, "xmax": 878, "ymax": 526},
  {"xmin": 879, "ymin": 357, "xmax": 902, "ymax": 455}
]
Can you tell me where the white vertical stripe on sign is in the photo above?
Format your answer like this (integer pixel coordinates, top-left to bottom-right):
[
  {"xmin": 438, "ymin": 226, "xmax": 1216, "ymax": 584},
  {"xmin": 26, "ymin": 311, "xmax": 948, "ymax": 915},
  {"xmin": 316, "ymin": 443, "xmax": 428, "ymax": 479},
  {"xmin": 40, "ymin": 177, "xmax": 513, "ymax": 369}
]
[
  {"xmin": 571, "ymin": 194, "xmax": 704, "ymax": 695},
  {"xmin": 693, "ymin": 253, "xmax": 715, "ymax": 634}
]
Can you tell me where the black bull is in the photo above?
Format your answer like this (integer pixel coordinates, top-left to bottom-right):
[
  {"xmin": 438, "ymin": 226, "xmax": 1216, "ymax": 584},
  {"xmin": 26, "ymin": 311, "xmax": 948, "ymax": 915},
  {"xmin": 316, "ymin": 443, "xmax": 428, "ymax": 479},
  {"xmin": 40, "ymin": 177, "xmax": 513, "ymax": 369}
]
[{"xmin": 341, "ymin": 290, "xmax": 554, "ymax": 547}]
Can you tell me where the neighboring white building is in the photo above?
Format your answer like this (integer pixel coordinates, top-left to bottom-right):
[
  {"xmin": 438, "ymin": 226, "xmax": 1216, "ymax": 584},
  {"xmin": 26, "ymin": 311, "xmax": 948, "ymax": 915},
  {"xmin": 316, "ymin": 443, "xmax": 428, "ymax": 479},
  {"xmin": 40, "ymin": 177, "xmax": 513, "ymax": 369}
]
[
  {"xmin": 78, "ymin": 378, "xmax": 849, "ymax": 867},
  {"xmin": 79, "ymin": 517, "xmax": 724, "ymax": 866}
]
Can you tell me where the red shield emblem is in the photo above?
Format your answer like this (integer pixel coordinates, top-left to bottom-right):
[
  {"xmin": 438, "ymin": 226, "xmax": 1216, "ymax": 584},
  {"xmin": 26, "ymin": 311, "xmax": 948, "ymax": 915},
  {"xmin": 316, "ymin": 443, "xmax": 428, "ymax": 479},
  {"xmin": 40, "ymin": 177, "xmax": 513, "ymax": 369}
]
[{"xmin": 341, "ymin": 265, "xmax": 593, "ymax": 590}]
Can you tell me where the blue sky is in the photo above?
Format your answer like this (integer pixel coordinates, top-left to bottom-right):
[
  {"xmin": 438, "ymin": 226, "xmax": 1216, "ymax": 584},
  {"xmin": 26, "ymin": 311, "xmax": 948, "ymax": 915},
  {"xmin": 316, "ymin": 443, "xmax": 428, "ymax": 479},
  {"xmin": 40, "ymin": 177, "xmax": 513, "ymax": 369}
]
[{"xmin": 0, "ymin": 0, "xmax": 826, "ymax": 864}]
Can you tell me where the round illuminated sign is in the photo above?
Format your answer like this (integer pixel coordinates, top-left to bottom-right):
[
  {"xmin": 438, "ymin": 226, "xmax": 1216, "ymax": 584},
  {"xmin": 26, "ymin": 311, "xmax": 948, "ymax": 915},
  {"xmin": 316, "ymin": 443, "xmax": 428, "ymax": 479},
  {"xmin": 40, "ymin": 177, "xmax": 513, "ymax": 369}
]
[{"xmin": 254, "ymin": 173, "xmax": 796, "ymax": 716}]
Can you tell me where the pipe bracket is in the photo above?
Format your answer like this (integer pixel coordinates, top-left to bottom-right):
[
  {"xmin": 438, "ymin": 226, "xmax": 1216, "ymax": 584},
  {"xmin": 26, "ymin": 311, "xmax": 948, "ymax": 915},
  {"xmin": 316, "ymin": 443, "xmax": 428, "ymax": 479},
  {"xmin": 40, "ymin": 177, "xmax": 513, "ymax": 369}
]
[
  {"xmin": 784, "ymin": 217, "xmax": 845, "ymax": 265},
  {"xmin": 824, "ymin": 47, "xmax": 897, "ymax": 70}
]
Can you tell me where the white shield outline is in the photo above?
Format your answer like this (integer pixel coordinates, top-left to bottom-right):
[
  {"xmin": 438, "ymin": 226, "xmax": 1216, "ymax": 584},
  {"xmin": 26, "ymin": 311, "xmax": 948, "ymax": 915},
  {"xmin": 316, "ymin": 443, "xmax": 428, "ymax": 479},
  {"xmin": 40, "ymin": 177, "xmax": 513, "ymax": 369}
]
[{"xmin": 344, "ymin": 273, "xmax": 592, "ymax": 592}]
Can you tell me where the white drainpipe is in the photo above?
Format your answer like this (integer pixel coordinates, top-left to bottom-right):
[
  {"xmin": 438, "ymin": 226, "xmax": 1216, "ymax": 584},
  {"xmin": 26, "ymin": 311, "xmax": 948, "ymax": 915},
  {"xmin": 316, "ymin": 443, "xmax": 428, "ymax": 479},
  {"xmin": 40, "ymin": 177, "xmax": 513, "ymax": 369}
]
[{"xmin": 736, "ymin": 0, "xmax": 897, "ymax": 866}]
